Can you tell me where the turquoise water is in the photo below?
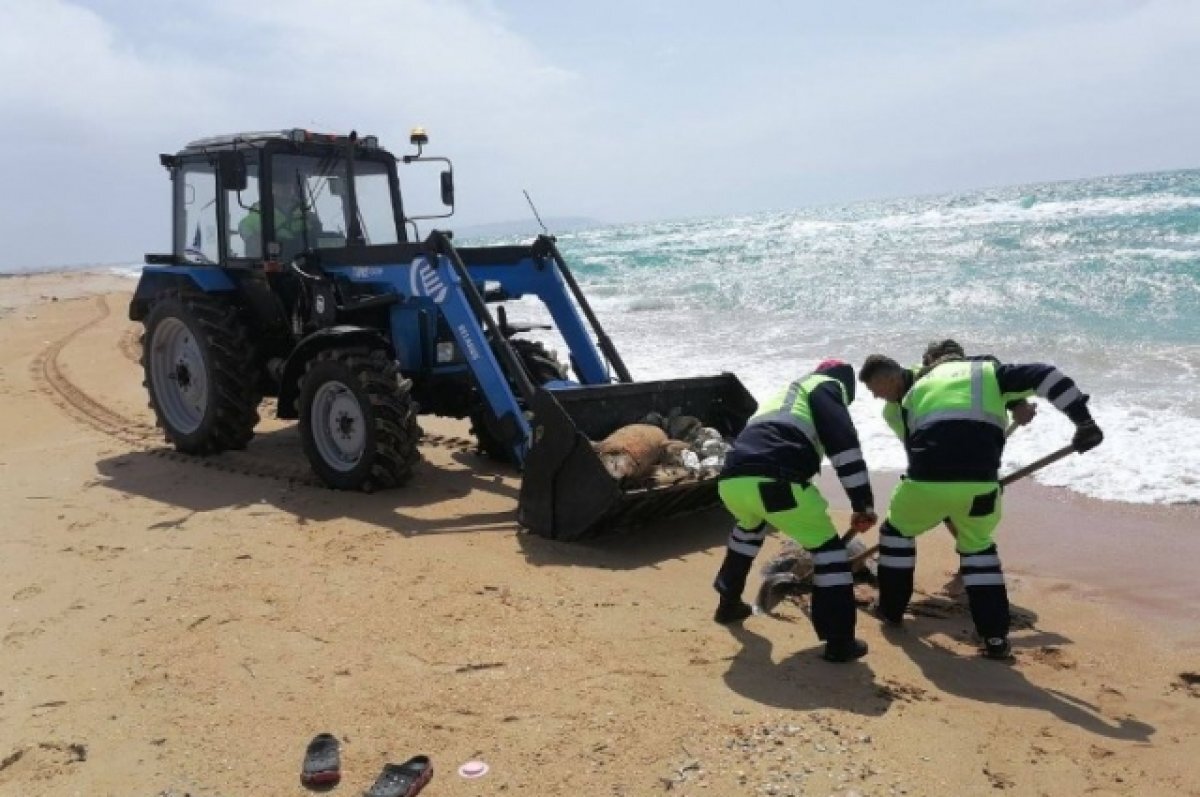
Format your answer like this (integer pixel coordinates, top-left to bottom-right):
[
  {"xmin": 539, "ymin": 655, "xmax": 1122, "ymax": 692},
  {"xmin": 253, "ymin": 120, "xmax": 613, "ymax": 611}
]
[{"xmin": 516, "ymin": 169, "xmax": 1200, "ymax": 504}]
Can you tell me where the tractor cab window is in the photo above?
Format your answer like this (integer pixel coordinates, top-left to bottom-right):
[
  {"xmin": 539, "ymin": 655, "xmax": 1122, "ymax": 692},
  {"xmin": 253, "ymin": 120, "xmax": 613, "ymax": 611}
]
[
  {"xmin": 178, "ymin": 164, "xmax": 219, "ymax": 264},
  {"xmin": 268, "ymin": 154, "xmax": 399, "ymax": 260},
  {"xmin": 352, "ymin": 161, "xmax": 399, "ymax": 246},
  {"xmin": 226, "ymin": 164, "xmax": 261, "ymax": 259}
]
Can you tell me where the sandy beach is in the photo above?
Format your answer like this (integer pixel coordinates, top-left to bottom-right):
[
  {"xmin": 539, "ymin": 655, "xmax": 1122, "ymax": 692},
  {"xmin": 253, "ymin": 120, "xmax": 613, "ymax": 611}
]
[{"xmin": 1, "ymin": 271, "xmax": 1198, "ymax": 797}]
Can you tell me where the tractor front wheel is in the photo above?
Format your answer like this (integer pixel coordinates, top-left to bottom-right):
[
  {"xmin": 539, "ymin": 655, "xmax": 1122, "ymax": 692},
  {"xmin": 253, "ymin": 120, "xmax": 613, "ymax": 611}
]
[
  {"xmin": 141, "ymin": 290, "xmax": 261, "ymax": 454},
  {"xmin": 298, "ymin": 347, "xmax": 422, "ymax": 491}
]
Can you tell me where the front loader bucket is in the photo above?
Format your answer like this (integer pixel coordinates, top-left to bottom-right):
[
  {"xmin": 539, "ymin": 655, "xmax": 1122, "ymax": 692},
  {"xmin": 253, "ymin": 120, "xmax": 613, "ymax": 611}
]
[{"xmin": 518, "ymin": 374, "xmax": 757, "ymax": 541}]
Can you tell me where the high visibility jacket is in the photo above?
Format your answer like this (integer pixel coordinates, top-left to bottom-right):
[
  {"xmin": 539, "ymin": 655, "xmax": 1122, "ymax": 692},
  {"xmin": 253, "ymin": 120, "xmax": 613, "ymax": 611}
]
[
  {"xmin": 721, "ymin": 365, "xmax": 873, "ymax": 511},
  {"xmin": 904, "ymin": 359, "xmax": 1008, "ymax": 435},
  {"xmin": 882, "ymin": 365, "xmax": 921, "ymax": 439},
  {"xmin": 239, "ymin": 203, "xmax": 309, "ymax": 235},
  {"xmin": 901, "ymin": 359, "xmax": 1021, "ymax": 482},
  {"xmin": 896, "ymin": 357, "xmax": 1092, "ymax": 482},
  {"xmin": 751, "ymin": 372, "xmax": 841, "ymax": 459}
]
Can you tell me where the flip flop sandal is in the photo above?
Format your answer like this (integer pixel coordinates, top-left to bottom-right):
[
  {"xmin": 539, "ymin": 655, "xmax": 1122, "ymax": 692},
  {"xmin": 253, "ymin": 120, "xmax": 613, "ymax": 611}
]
[
  {"xmin": 363, "ymin": 755, "xmax": 433, "ymax": 797},
  {"xmin": 301, "ymin": 733, "xmax": 341, "ymax": 787}
]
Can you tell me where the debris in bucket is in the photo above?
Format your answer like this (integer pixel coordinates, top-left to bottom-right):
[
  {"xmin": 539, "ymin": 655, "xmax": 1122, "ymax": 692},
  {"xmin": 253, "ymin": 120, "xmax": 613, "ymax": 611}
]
[{"xmin": 590, "ymin": 407, "xmax": 733, "ymax": 487}]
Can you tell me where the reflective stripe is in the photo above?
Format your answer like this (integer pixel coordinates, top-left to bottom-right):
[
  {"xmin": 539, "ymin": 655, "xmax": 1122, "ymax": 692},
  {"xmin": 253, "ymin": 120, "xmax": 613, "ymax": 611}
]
[
  {"xmin": 880, "ymin": 534, "xmax": 915, "ymax": 549},
  {"xmin": 1036, "ymin": 369, "xmax": 1067, "ymax": 398},
  {"xmin": 839, "ymin": 471, "xmax": 870, "ymax": 488},
  {"xmin": 960, "ymin": 554, "xmax": 1001, "ymax": 568},
  {"xmin": 909, "ymin": 360, "xmax": 1006, "ymax": 433},
  {"xmin": 1052, "ymin": 386, "xmax": 1082, "ymax": 410},
  {"xmin": 878, "ymin": 554, "xmax": 916, "ymax": 568},
  {"xmin": 829, "ymin": 448, "xmax": 862, "ymax": 467},
  {"xmin": 962, "ymin": 572, "xmax": 1006, "ymax": 586},
  {"xmin": 812, "ymin": 550, "xmax": 849, "ymax": 565},
  {"xmin": 732, "ymin": 526, "xmax": 768, "ymax": 543},
  {"xmin": 728, "ymin": 539, "xmax": 761, "ymax": 557},
  {"xmin": 813, "ymin": 571, "xmax": 854, "ymax": 587},
  {"xmin": 749, "ymin": 409, "xmax": 819, "ymax": 447},
  {"xmin": 910, "ymin": 408, "xmax": 1006, "ymax": 433}
]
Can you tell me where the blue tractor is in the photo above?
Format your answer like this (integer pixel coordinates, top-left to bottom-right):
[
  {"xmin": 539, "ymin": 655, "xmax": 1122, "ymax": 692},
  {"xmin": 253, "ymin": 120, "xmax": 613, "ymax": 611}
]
[{"xmin": 129, "ymin": 128, "xmax": 756, "ymax": 540}]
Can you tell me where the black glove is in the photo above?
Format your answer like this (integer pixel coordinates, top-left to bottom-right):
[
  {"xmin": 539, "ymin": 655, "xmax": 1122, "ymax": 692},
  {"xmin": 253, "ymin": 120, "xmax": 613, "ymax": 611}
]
[{"xmin": 1072, "ymin": 419, "xmax": 1104, "ymax": 453}]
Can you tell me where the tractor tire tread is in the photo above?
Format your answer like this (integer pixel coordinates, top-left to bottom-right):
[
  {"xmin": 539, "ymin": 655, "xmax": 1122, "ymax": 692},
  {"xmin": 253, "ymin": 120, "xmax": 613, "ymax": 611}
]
[
  {"xmin": 301, "ymin": 346, "xmax": 421, "ymax": 490},
  {"xmin": 142, "ymin": 289, "xmax": 261, "ymax": 455}
]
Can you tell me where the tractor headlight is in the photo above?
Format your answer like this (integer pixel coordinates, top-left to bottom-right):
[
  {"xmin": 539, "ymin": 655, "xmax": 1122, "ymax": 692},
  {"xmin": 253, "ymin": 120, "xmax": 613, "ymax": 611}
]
[{"xmin": 436, "ymin": 341, "xmax": 456, "ymax": 363}]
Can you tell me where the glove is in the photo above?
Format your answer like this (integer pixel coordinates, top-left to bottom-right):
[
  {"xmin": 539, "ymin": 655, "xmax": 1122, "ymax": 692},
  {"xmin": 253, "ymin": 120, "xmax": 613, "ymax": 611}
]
[
  {"xmin": 850, "ymin": 509, "xmax": 878, "ymax": 533},
  {"xmin": 1008, "ymin": 400, "xmax": 1037, "ymax": 427},
  {"xmin": 1072, "ymin": 419, "xmax": 1104, "ymax": 453}
]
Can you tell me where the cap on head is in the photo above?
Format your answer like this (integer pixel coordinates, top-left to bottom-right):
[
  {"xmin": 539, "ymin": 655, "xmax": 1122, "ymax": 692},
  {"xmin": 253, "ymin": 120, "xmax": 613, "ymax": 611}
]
[{"xmin": 815, "ymin": 358, "xmax": 855, "ymax": 403}]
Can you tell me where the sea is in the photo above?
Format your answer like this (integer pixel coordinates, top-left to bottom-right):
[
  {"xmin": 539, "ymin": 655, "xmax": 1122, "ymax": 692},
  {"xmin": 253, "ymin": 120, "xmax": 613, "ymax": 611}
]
[
  {"xmin": 504, "ymin": 169, "xmax": 1200, "ymax": 506},
  {"xmin": 24, "ymin": 168, "xmax": 1200, "ymax": 506}
]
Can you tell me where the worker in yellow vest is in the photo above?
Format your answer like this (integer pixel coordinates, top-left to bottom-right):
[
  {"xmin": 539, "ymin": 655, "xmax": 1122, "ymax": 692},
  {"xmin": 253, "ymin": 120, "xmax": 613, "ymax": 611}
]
[
  {"xmin": 712, "ymin": 359, "xmax": 877, "ymax": 663},
  {"xmin": 238, "ymin": 174, "xmax": 319, "ymax": 261},
  {"xmin": 858, "ymin": 354, "xmax": 1102, "ymax": 660}
]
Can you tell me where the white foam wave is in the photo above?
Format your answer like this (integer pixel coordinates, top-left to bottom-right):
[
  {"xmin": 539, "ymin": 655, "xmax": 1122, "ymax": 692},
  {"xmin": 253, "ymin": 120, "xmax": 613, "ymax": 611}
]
[
  {"xmin": 867, "ymin": 193, "xmax": 1200, "ymax": 233},
  {"xmin": 108, "ymin": 265, "xmax": 142, "ymax": 279},
  {"xmin": 850, "ymin": 396, "xmax": 1200, "ymax": 505}
]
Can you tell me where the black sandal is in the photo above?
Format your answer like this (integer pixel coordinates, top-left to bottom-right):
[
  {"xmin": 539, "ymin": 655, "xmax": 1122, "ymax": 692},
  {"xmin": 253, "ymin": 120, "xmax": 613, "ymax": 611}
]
[
  {"xmin": 300, "ymin": 733, "xmax": 341, "ymax": 788},
  {"xmin": 363, "ymin": 755, "xmax": 433, "ymax": 797}
]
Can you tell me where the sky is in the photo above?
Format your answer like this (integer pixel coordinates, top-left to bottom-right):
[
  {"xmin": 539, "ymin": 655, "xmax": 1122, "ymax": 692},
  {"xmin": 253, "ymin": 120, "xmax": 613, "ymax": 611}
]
[{"xmin": 1, "ymin": 0, "xmax": 1198, "ymax": 269}]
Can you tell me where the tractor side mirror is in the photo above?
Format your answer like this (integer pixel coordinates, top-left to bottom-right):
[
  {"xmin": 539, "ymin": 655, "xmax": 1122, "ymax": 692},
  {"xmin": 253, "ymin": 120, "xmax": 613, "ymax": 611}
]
[
  {"xmin": 328, "ymin": 176, "xmax": 344, "ymax": 197},
  {"xmin": 440, "ymin": 170, "xmax": 455, "ymax": 207},
  {"xmin": 218, "ymin": 151, "xmax": 248, "ymax": 192}
]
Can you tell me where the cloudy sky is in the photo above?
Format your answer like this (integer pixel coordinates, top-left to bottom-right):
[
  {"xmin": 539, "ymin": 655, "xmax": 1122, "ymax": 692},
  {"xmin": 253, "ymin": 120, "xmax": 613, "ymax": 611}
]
[{"xmin": 2, "ymin": 0, "xmax": 1198, "ymax": 269}]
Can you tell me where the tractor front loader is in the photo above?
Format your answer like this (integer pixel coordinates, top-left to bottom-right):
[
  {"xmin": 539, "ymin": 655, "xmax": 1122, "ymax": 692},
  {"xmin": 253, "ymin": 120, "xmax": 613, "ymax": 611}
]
[{"xmin": 130, "ymin": 127, "xmax": 756, "ymax": 540}]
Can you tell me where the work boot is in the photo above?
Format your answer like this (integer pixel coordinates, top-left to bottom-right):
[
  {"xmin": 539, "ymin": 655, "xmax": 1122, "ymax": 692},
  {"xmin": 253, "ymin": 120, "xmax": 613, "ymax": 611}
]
[
  {"xmin": 713, "ymin": 598, "xmax": 753, "ymax": 625},
  {"xmin": 983, "ymin": 637, "xmax": 1013, "ymax": 661},
  {"xmin": 822, "ymin": 638, "xmax": 868, "ymax": 663},
  {"xmin": 869, "ymin": 599, "xmax": 904, "ymax": 628}
]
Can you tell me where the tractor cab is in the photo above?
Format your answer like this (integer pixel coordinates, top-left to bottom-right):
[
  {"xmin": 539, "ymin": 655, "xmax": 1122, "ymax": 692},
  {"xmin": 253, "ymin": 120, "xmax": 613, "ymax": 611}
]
[{"xmin": 162, "ymin": 129, "xmax": 451, "ymax": 270}]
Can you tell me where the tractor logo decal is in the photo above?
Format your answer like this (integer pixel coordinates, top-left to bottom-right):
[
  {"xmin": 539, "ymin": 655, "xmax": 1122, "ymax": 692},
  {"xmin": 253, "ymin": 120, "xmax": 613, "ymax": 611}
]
[
  {"xmin": 456, "ymin": 323, "xmax": 481, "ymax": 362},
  {"xmin": 410, "ymin": 257, "xmax": 448, "ymax": 304}
]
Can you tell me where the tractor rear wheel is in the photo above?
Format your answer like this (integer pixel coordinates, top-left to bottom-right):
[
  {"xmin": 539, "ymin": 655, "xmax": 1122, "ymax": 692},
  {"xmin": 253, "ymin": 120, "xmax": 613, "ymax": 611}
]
[
  {"xmin": 471, "ymin": 338, "xmax": 568, "ymax": 463},
  {"xmin": 141, "ymin": 290, "xmax": 261, "ymax": 454},
  {"xmin": 298, "ymin": 347, "xmax": 422, "ymax": 491}
]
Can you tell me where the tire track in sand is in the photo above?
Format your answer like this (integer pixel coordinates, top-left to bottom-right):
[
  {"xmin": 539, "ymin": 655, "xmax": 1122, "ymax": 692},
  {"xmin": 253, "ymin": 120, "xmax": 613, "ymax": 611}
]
[
  {"xmin": 31, "ymin": 295, "xmax": 159, "ymax": 447},
  {"xmin": 31, "ymin": 296, "xmax": 481, "ymax": 487}
]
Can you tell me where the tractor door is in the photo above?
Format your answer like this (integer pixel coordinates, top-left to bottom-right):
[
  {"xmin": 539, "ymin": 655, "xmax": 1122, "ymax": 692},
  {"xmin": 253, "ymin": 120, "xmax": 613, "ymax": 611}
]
[
  {"xmin": 176, "ymin": 161, "xmax": 219, "ymax": 265},
  {"xmin": 224, "ymin": 156, "xmax": 263, "ymax": 262}
]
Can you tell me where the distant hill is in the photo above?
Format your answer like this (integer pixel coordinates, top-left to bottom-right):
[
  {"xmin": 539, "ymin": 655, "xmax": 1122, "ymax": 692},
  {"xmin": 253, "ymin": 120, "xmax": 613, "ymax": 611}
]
[{"xmin": 450, "ymin": 216, "xmax": 603, "ymax": 242}]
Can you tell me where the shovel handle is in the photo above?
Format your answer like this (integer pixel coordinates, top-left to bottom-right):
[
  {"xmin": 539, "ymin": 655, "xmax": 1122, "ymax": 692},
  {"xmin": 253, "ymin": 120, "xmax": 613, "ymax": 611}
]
[{"xmin": 999, "ymin": 443, "xmax": 1075, "ymax": 487}]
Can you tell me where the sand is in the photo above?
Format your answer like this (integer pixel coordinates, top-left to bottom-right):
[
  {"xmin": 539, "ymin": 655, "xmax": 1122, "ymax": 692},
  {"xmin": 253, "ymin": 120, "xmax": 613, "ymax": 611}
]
[{"xmin": 1, "ymin": 271, "xmax": 1197, "ymax": 797}]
